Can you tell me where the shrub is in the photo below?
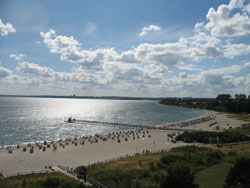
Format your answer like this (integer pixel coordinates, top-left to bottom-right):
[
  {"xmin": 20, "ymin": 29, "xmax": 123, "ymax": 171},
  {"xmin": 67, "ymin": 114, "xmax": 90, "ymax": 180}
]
[
  {"xmin": 160, "ymin": 166, "xmax": 198, "ymax": 188},
  {"xmin": 160, "ymin": 154, "xmax": 185, "ymax": 166},
  {"xmin": 176, "ymin": 131, "xmax": 250, "ymax": 144},
  {"xmin": 42, "ymin": 177, "xmax": 61, "ymax": 187},
  {"xmin": 148, "ymin": 162, "xmax": 155, "ymax": 171},
  {"xmin": 224, "ymin": 157, "xmax": 250, "ymax": 188},
  {"xmin": 227, "ymin": 151, "xmax": 237, "ymax": 157}
]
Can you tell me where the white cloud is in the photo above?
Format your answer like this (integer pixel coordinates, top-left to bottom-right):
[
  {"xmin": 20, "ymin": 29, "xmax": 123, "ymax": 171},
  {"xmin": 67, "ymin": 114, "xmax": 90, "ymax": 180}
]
[
  {"xmin": 224, "ymin": 43, "xmax": 250, "ymax": 58},
  {"xmin": 139, "ymin": 25, "xmax": 161, "ymax": 37},
  {"xmin": 133, "ymin": 41, "xmax": 187, "ymax": 66},
  {"xmin": 0, "ymin": 67, "xmax": 12, "ymax": 78},
  {"xmin": 16, "ymin": 62, "xmax": 54, "ymax": 77},
  {"xmin": 36, "ymin": 0, "xmax": 250, "ymax": 97},
  {"xmin": 15, "ymin": 62, "xmax": 104, "ymax": 87},
  {"xmin": 40, "ymin": 29, "xmax": 117, "ymax": 70},
  {"xmin": 9, "ymin": 54, "xmax": 25, "ymax": 61},
  {"xmin": 205, "ymin": 0, "xmax": 250, "ymax": 37},
  {"xmin": 0, "ymin": 19, "xmax": 16, "ymax": 36},
  {"xmin": 116, "ymin": 50, "xmax": 139, "ymax": 64},
  {"xmin": 180, "ymin": 72, "xmax": 188, "ymax": 79},
  {"xmin": 40, "ymin": 29, "xmax": 80, "ymax": 54},
  {"xmin": 245, "ymin": 62, "xmax": 250, "ymax": 67},
  {"xmin": 203, "ymin": 65, "xmax": 243, "ymax": 75}
]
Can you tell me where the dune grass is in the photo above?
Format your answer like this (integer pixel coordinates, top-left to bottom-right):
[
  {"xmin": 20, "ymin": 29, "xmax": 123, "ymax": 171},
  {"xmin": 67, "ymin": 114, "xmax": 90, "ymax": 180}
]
[
  {"xmin": 0, "ymin": 172, "xmax": 86, "ymax": 188},
  {"xmin": 227, "ymin": 113, "xmax": 250, "ymax": 122},
  {"xmin": 195, "ymin": 163, "xmax": 232, "ymax": 188},
  {"xmin": 2, "ymin": 142, "xmax": 250, "ymax": 188}
]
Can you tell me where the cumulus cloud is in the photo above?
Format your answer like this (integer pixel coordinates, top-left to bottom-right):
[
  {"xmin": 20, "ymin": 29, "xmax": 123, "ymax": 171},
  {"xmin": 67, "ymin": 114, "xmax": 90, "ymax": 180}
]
[
  {"xmin": 224, "ymin": 43, "xmax": 250, "ymax": 58},
  {"xmin": 135, "ymin": 42, "xmax": 186, "ymax": 66},
  {"xmin": 36, "ymin": 0, "xmax": 250, "ymax": 97},
  {"xmin": 0, "ymin": 67, "xmax": 12, "ymax": 78},
  {"xmin": 9, "ymin": 54, "xmax": 25, "ymax": 61},
  {"xmin": 40, "ymin": 29, "xmax": 80, "ymax": 54},
  {"xmin": 245, "ymin": 62, "xmax": 250, "ymax": 67},
  {"xmin": 40, "ymin": 29, "xmax": 117, "ymax": 70},
  {"xmin": 15, "ymin": 62, "xmax": 104, "ymax": 86},
  {"xmin": 16, "ymin": 62, "xmax": 54, "ymax": 77},
  {"xmin": 205, "ymin": 0, "xmax": 250, "ymax": 37},
  {"xmin": 41, "ymin": 29, "xmax": 187, "ymax": 69},
  {"xmin": 139, "ymin": 25, "xmax": 161, "ymax": 37},
  {"xmin": 180, "ymin": 72, "xmax": 188, "ymax": 79},
  {"xmin": 0, "ymin": 19, "xmax": 16, "ymax": 36}
]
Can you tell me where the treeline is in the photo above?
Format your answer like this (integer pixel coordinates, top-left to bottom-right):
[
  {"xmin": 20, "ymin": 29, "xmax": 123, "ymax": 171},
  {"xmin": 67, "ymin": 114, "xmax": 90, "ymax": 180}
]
[
  {"xmin": 176, "ymin": 131, "xmax": 250, "ymax": 144},
  {"xmin": 159, "ymin": 94, "xmax": 250, "ymax": 114}
]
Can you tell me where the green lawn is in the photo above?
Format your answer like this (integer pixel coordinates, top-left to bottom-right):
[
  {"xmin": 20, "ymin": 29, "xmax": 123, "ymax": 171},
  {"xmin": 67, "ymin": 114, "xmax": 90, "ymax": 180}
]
[{"xmin": 195, "ymin": 163, "xmax": 232, "ymax": 188}]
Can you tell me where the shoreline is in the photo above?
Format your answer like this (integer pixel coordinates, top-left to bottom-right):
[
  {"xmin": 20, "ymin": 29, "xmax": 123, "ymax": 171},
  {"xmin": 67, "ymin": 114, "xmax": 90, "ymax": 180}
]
[
  {"xmin": 0, "ymin": 110, "xmax": 247, "ymax": 176},
  {"xmin": 1, "ymin": 108, "xmax": 207, "ymax": 148}
]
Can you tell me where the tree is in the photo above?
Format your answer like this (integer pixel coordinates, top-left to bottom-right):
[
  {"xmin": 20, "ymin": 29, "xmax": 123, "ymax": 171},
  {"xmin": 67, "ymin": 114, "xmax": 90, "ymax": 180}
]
[
  {"xmin": 160, "ymin": 166, "xmax": 198, "ymax": 188},
  {"xmin": 235, "ymin": 94, "xmax": 246, "ymax": 101},
  {"xmin": 224, "ymin": 157, "xmax": 250, "ymax": 188},
  {"xmin": 216, "ymin": 94, "xmax": 231, "ymax": 101}
]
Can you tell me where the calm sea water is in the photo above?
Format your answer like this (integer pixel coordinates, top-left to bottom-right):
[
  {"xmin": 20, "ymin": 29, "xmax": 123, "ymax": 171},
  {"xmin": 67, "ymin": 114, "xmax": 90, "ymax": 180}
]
[{"xmin": 0, "ymin": 97, "xmax": 205, "ymax": 146}]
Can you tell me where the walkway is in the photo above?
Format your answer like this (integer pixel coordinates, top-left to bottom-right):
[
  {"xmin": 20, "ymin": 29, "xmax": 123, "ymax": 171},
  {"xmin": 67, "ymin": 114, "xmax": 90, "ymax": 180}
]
[{"xmin": 52, "ymin": 166, "xmax": 108, "ymax": 188}]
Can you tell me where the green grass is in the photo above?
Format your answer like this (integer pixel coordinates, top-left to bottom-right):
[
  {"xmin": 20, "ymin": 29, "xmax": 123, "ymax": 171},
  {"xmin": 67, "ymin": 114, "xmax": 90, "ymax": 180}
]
[
  {"xmin": 87, "ymin": 146, "xmax": 225, "ymax": 188},
  {"xmin": 227, "ymin": 113, "xmax": 250, "ymax": 122},
  {"xmin": 195, "ymin": 163, "xmax": 232, "ymax": 188},
  {"xmin": 0, "ymin": 172, "xmax": 87, "ymax": 188},
  {"xmin": 2, "ymin": 144, "xmax": 250, "ymax": 188}
]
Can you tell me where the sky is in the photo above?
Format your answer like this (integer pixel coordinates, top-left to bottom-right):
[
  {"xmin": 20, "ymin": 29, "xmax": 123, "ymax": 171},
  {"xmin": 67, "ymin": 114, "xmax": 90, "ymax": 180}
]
[{"xmin": 0, "ymin": 0, "xmax": 250, "ymax": 97}]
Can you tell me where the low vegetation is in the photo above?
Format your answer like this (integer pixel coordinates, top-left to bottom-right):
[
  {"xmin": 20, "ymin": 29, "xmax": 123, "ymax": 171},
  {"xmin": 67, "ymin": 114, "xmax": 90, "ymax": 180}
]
[
  {"xmin": 1, "ymin": 144, "xmax": 250, "ymax": 188},
  {"xmin": 224, "ymin": 157, "xmax": 250, "ymax": 188},
  {"xmin": 0, "ymin": 172, "xmax": 87, "ymax": 188},
  {"xmin": 86, "ymin": 146, "xmax": 226, "ymax": 188},
  {"xmin": 175, "ymin": 130, "xmax": 250, "ymax": 144},
  {"xmin": 160, "ymin": 93, "xmax": 250, "ymax": 114},
  {"xmin": 2, "ymin": 136, "xmax": 250, "ymax": 188},
  {"xmin": 195, "ymin": 163, "xmax": 232, "ymax": 188}
]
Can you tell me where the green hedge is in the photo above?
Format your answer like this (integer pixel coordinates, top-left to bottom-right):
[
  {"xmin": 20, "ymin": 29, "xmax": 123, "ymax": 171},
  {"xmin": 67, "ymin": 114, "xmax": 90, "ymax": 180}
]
[{"xmin": 176, "ymin": 131, "xmax": 250, "ymax": 144}]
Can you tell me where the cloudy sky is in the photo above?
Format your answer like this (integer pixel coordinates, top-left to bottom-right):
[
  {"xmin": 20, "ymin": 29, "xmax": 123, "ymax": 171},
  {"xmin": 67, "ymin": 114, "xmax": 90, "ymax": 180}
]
[{"xmin": 0, "ymin": 0, "xmax": 250, "ymax": 97}]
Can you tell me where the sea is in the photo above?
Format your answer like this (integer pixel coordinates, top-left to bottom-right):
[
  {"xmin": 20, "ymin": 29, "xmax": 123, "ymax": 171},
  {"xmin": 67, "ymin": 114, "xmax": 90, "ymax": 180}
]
[{"xmin": 0, "ymin": 97, "xmax": 205, "ymax": 146}]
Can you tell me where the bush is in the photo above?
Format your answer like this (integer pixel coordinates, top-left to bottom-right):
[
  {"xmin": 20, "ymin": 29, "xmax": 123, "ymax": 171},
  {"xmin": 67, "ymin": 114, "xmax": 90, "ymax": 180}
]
[
  {"xmin": 152, "ymin": 173, "xmax": 160, "ymax": 183},
  {"xmin": 224, "ymin": 157, "xmax": 250, "ymax": 188},
  {"xmin": 130, "ymin": 177, "xmax": 147, "ymax": 188},
  {"xmin": 227, "ymin": 151, "xmax": 237, "ymax": 157},
  {"xmin": 176, "ymin": 131, "xmax": 250, "ymax": 144},
  {"xmin": 148, "ymin": 162, "xmax": 155, "ymax": 171},
  {"xmin": 160, "ymin": 154, "xmax": 184, "ymax": 166},
  {"xmin": 170, "ymin": 145, "xmax": 209, "ymax": 153},
  {"xmin": 205, "ymin": 150, "xmax": 224, "ymax": 166},
  {"xmin": 42, "ymin": 177, "xmax": 61, "ymax": 187},
  {"xmin": 160, "ymin": 166, "xmax": 198, "ymax": 188}
]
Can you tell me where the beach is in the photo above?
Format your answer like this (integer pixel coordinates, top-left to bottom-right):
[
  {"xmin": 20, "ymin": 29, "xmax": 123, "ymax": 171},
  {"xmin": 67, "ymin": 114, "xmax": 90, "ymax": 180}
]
[{"xmin": 0, "ymin": 110, "xmax": 247, "ymax": 176}]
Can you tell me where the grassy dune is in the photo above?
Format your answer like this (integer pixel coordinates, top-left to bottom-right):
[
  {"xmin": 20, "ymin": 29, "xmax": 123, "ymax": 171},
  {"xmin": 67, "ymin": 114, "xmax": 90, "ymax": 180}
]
[
  {"xmin": 0, "ymin": 172, "xmax": 86, "ymax": 188},
  {"xmin": 195, "ymin": 163, "xmax": 232, "ymax": 188},
  {"xmin": 1, "ymin": 143, "xmax": 250, "ymax": 188}
]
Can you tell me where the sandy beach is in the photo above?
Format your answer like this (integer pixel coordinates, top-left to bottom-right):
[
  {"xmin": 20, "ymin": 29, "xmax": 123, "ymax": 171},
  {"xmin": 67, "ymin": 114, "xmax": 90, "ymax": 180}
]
[
  {"xmin": 0, "ymin": 110, "xmax": 247, "ymax": 176},
  {"xmin": 163, "ymin": 110, "xmax": 247, "ymax": 131}
]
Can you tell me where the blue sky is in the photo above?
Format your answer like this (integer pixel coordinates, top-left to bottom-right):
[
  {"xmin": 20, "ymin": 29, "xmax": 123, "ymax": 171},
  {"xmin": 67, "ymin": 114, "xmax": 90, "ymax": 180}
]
[{"xmin": 0, "ymin": 0, "xmax": 250, "ymax": 97}]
